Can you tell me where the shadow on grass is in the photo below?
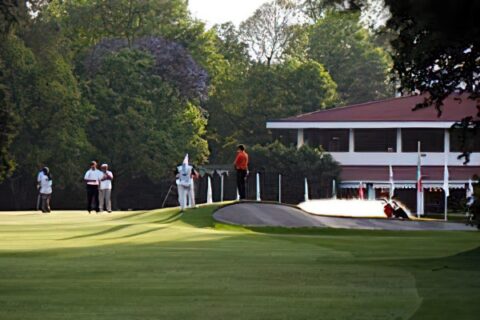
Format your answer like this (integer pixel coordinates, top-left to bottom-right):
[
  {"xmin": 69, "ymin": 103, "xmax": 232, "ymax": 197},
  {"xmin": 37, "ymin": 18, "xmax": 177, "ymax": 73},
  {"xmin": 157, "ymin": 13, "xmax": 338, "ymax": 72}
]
[
  {"xmin": 178, "ymin": 205, "xmax": 221, "ymax": 229},
  {"xmin": 105, "ymin": 226, "xmax": 170, "ymax": 240},
  {"xmin": 61, "ymin": 224, "xmax": 135, "ymax": 240},
  {"xmin": 151, "ymin": 211, "xmax": 183, "ymax": 224},
  {"xmin": 216, "ymin": 223, "xmax": 476, "ymax": 239},
  {"xmin": 110, "ymin": 211, "xmax": 149, "ymax": 221},
  {"xmin": 59, "ymin": 209, "xmax": 183, "ymax": 241}
]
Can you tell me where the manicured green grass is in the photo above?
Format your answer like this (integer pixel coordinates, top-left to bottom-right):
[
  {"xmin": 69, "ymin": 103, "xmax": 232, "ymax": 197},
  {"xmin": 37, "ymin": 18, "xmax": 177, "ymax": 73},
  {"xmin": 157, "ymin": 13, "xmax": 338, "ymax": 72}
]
[{"xmin": 0, "ymin": 206, "xmax": 479, "ymax": 319}]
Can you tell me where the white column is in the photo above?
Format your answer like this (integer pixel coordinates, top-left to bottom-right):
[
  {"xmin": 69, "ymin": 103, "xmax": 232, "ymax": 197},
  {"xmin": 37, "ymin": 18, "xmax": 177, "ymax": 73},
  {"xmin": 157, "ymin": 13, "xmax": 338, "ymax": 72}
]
[
  {"xmin": 297, "ymin": 129, "xmax": 304, "ymax": 148},
  {"xmin": 332, "ymin": 179, "xmax": 337, "ymax": 199},
  {"xmin": 444, "ymin": 129, "xmax": 450, "ymax": 155},
  {"xmin": 396, "ymin": 128, "xmax": 402, "ymax": 153},
  {"xmin": 367, "ymin": 184, "xmax": 375, "ymax": 200},
  {"xmin": 349, "ymin": 129, "xmax": 354, "ymax": 152}
]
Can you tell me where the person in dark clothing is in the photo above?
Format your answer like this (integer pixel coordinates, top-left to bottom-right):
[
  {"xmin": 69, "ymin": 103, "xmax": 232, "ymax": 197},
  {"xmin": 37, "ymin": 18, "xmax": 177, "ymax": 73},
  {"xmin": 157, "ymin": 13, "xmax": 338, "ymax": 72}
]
[
  {"xmin": 84, "ymin": 161, "xmax": 102, "ymax": 213},
  {"xmin": 233, "ymin": 144, "xmax": 249, "ymax": 200}
]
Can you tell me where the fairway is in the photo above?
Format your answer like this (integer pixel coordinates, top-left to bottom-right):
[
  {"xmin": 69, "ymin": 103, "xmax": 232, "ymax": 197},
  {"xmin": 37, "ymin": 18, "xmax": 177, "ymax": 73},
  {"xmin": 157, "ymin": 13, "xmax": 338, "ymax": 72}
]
[{"xmin": 0, "ymin": 206, "xmax": 479, "ymax": 320}]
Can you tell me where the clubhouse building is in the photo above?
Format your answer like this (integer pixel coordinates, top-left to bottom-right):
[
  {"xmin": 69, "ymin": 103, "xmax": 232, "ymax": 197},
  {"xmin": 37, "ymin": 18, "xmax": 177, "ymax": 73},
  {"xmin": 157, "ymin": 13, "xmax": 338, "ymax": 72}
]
[{"xmin": 266, "ymin": 94, "xmax": 479, "ymax": 213}]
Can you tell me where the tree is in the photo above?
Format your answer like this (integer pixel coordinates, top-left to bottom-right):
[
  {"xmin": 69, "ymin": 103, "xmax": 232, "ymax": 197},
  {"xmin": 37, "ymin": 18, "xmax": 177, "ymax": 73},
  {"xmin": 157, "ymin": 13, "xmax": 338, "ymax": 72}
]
[
  {"xmin": 376, "ymin": 0, "xmax": 479, "ymax": 161},
  {"xmin": 299, "ymin": 0, "xmax": 479, "ymax": 162},
  {"xmin": 299, "ymin": 0, "xmax": 358, "ymax": 22},
  {"xmin": 250, "ymin": 141, "xmax": 340, "ymax": 175},
  {"xmin": 0, "ymin": 0, "xmax": 35, "ymax": 34},
  {"xmin": 47, "ymin": 0, "xmax": 191, "ymax": 49},
  {"xmin": 308, "ymin": 11, "xmax": 394, "ymax": 104},
  {"xmin": 84, "ymin": 37, "xmax": 209, "ymax": 101},
  {"xmin": 207, "ymin": 59, "xmax": 338, "ymax": 161},
  {"xmin": 384, "ymin": 0, "xmax": 479, "ymax": 101},
  {"xmin": 0, "ymin": 48, "xmax": 17, "ymax": 182},
  {"xmin": 82, "ymin": 43, "xmax": 209, "ymax": 191},
  {"xmin": 240, "ymin": 0, "xmax": 302, "ymax": 66},
  {"xmin": 314, "ymin": 0, "xmax": 479, "ymax": 105},
  {"xmin": 282, "ymin": 59, "xmax": 339, "ymax": 112},
  {"xmin": 0, "ymin": 0, "xmax": 35, "ymax": 182},
  {"xmin": 214, "ymin": 22, "xmax": 251, "ymax": 68},
  {"xmin": 0, "ymin": 23, "xmax": 94, "ymax": 208},
  {"xmin": 249, "ymin": 141, "xmax": 340, "ymax": 182}
]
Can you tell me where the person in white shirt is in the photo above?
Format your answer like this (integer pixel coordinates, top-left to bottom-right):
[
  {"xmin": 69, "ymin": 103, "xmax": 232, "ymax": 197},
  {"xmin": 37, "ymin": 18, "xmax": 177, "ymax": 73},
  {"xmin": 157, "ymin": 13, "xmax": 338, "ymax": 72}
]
[
  {"xmin": 84, "ymin": 161, "xmax": 103, "ymax": 213},
  {"xmin": 175, "ymin": 154, "xmax": 198, "ymax": 212},
  {"xmin": 38, "ymin": 167, "xmax": 52, "ymax": 213},
  {"xmin": 36, "ymin": 168, "xmax": 45, "ymax": 211},
  {"xmin": 99, "ymin": 163, "xmax": 114, "ymax": 213}
]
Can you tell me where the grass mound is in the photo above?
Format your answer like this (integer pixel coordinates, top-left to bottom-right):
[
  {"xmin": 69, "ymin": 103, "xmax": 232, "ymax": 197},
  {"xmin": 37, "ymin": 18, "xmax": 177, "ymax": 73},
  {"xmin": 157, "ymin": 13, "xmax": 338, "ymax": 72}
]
[{"xmin": 0, "ymin": 206, "xmax": 479, "ymax": 319}]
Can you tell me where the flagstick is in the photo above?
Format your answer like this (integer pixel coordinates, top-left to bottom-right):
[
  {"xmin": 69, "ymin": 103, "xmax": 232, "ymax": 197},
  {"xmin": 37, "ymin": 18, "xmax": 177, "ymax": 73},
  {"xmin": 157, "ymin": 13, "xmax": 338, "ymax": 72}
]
[
  {"xmin": 443, "ymin": 153, "xmax": 449, "ymax": 221},
  {"xmin": 256, "ymin": 172, "xmax": 261, "ymax": 201},
  {"xmin": 444, "ymin": 192, "xmax": 448, "ymax": 221},
  {"xmin": 278, "ymin": 174, "xmax": 282, "ymax": 203},
  {"xmin": 304, "ymin": 178, "xmax": 309, "ymax": 202},
  {"xmin": 220, "ymin": 174, "xmax": 224, "ymax": 202},
  {"xmin": 416, "ymin": 141, "xmax": 423, "ymax": 217}
]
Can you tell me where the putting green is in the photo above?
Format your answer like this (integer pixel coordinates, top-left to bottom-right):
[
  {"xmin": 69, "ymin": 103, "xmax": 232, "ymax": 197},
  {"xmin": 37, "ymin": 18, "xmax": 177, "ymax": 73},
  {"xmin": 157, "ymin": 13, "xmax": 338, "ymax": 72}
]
[{"xmin": 0, "ymin": 206, "xmax": 479, "ymax": 319}]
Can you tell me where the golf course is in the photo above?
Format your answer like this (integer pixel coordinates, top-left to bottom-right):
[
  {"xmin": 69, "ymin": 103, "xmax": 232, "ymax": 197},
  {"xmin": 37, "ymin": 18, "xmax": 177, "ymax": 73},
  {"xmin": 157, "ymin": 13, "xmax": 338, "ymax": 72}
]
[{"xmin": 0, "ymin": 205, "xmax": 479, "ymax": 319}]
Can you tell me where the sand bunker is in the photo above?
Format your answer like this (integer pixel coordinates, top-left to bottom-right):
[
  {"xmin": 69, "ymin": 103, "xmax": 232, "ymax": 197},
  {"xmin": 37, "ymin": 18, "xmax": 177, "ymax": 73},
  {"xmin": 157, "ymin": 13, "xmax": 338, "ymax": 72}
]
[
  {"xmin": 213, "ymin": 202, "xmax": 475, "ymax": 231},
  {"xmin": 298, "ymin": 199, "xmax": 413, "ymax": 219}
]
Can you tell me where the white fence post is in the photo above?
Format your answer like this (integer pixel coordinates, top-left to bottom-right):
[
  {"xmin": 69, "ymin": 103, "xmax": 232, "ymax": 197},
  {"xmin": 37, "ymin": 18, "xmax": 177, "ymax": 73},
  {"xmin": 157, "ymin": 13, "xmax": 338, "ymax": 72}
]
[
  {"xmin": 206, "ymin": 176, "xmax": 213, "ymax": 204},
  {"xmin": 304, "ymin": 178, "xmax": 309, "ymax": 202}
]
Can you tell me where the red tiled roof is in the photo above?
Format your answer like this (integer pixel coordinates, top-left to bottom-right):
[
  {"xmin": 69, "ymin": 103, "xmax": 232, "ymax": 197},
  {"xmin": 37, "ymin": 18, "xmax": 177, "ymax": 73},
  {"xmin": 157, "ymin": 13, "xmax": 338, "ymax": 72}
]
[
  {"xmin": 340, "ymin": 166, "xmax": 480, "ymax": 182},
  {"xmin": 275, "ymin": 94, "xmax": 479, "ymax": 122}
]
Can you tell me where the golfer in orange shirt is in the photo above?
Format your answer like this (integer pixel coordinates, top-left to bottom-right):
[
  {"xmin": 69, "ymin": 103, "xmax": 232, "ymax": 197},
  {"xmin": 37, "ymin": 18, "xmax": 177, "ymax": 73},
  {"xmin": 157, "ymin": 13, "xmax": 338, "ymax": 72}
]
[{"xmin": 233, "ymin": 144, "xmax": 249, "ymax": 199}]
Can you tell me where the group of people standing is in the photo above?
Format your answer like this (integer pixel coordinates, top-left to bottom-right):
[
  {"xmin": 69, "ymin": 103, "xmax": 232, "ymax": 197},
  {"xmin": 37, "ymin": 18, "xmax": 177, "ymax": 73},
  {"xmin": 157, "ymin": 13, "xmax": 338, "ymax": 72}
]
[
  {"xmin": 84, "ymin": 161, "xmax": 114, "ymax": 213},
  {"xmin": 36, "ymin": 161, "xmax": 114, "ymax": 213},
  {"xmin": 35, "ymin": 145, "xmax": 247, "ymax": 213}
]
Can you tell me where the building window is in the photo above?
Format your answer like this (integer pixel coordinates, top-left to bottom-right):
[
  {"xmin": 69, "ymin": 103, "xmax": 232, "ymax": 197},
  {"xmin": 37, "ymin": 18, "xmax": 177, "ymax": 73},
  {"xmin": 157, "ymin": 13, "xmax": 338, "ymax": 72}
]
[
  {"xmin": 304, "ymin": 129, "xmax": 349, "ymax": 152},
  {"xmin": 354, "ymin": 129, "xmax": 396, "ymax": 152},
  {"xmin": 271, "ymin": 129, "xmax": 297, "ymax": 147},
  {"xmin": 450, "ymin": 128, "xmax": 480, "ymax": 152},
  {"xmin": 402, "ymin": 129, "xmax": 444, "ymax": 152}
]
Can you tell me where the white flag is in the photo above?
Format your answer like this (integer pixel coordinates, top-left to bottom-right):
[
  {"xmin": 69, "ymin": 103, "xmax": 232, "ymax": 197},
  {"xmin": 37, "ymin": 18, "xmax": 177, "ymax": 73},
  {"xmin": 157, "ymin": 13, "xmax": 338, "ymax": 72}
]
[
  {"xmin": 443, "ymin": 160, "xmax": 449, "ymax": 197},
  {"xmin": 389, "ymin": 165, "xmax": 395, "ymax": 199},
  {"xmin": 182, "ymin": 153, "xmax": 189, "ymax": 165},
  {"xmin": 416, "ymin": 141, "xmax": 424, "ymax": 215},
  {"xmin": 467, "ymin": 179, "xmax": 474, "ymax": 206}
]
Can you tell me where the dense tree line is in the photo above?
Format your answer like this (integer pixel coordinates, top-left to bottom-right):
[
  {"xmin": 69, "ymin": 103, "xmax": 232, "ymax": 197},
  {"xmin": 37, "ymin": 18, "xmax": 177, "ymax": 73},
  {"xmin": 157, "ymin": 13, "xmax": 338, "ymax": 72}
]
[{"xmin": 9, "ymin": 0, "xmax": 473, "ymax": 207}]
